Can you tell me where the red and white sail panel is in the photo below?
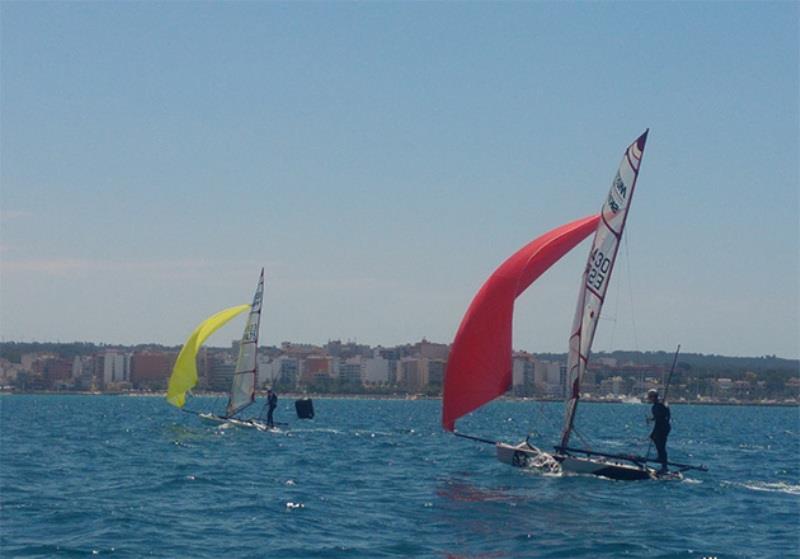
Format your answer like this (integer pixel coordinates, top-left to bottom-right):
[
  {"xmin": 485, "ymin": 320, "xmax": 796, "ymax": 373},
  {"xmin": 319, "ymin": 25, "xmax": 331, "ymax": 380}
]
[{"xmin": 560, "ymin": 131, "xmax": 649, "ymax": 448}]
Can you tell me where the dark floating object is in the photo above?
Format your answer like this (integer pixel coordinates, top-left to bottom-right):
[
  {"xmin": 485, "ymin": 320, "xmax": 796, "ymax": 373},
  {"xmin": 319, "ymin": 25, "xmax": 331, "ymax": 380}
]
[{"xmin": 295, "ymin": 398, "xmax": 314, "ymax": 419}]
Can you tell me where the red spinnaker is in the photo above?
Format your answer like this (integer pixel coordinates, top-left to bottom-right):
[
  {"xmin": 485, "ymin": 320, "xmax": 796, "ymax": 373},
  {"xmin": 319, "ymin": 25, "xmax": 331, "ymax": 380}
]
[{"xmin": 442, "ymin": 214, "xmax": 601, "ymax": 431}]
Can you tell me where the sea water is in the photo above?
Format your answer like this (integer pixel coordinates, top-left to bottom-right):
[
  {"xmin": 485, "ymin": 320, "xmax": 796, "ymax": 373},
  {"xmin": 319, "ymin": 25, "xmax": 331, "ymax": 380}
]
[{"xmin": 1, "ymin": 395, "xmax": 798, "ymax": 558}]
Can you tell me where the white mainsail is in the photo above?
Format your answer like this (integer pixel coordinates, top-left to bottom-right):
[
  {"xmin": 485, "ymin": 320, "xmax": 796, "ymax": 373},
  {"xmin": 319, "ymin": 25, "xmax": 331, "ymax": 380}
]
[
  {"xmin": 226, "ymin": 269, "xmax": 264, "ymax": 417},
  {"xmin": 559, "ymin": 131, "xmax": 649, "ymax": 448}
]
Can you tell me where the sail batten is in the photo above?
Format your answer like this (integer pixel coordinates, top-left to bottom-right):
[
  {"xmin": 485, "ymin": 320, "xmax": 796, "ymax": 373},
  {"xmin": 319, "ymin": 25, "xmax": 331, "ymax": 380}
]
[
  {"xmin": 442, "ymin": 214, "xmax": 601, "ymax": 431},
  {"xmin": 559, "ymin": 130, "xmax": 649, "ymax": 447}
]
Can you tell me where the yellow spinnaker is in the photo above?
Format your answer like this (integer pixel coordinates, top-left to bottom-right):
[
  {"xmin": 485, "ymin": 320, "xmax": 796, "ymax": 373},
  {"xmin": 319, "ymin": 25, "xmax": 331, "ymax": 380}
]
[{"xmin": 166, "ymin": 304, "xmax": 250, "ymax": 408}]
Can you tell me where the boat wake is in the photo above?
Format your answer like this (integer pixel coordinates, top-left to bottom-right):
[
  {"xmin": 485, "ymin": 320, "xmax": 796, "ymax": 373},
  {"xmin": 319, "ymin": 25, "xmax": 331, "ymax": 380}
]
[
  {"xmin": 733, "ymin": 481, "xmax": 800, "ymax": 495},
  {"xmin": 522, "ymin": 450, "xmax": 563, "ymax": 475},
  {"xmin": 287, "ymin": 427, "xmax": 343, "ymax": 435},
  {"xmin": 216, "ymin": 420, "xmax": 282, "ymax": 434},
  {"xmin": 680, "ymin": 477, "xmax": 703, "ymax": 485},
  {"xmin": 498, "ymin": 443, "xmax": 563, "ymax": 475}
]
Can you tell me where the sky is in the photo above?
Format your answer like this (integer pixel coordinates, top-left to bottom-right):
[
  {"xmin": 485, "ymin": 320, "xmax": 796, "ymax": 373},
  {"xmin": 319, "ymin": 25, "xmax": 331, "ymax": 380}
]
[{"xmin": 1, "ymin": 2, "xmax": 797, "ymax": 358}]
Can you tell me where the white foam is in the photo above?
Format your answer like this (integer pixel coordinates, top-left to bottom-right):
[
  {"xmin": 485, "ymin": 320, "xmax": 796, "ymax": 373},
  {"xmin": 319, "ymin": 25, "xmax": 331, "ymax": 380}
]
[{"xmin": 742, "ymin": 481, "xmax": 800, "ymax": 495}]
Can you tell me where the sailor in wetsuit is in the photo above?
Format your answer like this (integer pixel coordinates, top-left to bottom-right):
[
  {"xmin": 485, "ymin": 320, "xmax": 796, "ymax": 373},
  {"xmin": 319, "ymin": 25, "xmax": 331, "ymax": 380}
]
[
  {"xmin": 647, "ymin": 388, "xmax": 671, "ymax": 474},
  {"xmin": 266, "ymin": 389, "xmax": 278, "ymax": 427}
]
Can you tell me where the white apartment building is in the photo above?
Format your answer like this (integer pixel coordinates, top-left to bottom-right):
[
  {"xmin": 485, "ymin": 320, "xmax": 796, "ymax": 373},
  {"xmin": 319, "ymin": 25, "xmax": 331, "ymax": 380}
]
[
  {"xmin": 363, "ymin": 352, "xmax": 390, "ymax": 385},
  {"xmin": 101, "ymin": 351, "xmax": 130, "ymax": 386}
]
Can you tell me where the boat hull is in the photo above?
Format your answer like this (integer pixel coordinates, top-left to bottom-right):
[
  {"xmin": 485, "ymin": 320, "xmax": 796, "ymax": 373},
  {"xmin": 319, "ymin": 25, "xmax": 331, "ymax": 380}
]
[
  {"xmin": 496, "ymin": 442, "xmax": 665, "ymax": 481},
  {"xmin": 198, "ymin": 412, "xmax": 278, "ymax": 432}
]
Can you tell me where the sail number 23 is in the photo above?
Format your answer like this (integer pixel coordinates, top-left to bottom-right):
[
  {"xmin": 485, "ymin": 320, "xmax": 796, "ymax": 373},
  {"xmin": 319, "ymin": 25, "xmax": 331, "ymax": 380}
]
[{"xmin": 587, "ymin": 249, "xmax": 611, "ymax": 291}]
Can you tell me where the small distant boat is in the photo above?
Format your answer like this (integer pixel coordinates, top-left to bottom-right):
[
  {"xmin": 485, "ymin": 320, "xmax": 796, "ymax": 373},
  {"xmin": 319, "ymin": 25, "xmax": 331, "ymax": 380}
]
[
  {"xmin": 443, "ymin": 131, "xmax": 706, "ymax": 480},
  {"xmin": 167, "ymin": 269, "xmax": 278, "ymax": 432}
]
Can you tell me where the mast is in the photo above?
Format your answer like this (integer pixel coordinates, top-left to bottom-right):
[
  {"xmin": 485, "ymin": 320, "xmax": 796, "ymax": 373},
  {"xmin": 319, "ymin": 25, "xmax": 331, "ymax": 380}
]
[
  {"xmin": 226, "ymin": 268, "xmax": 264, "ymax": 417},
  {"xmin": 559, "ymin": 131, "xmax": 649, "ymax": 448}
]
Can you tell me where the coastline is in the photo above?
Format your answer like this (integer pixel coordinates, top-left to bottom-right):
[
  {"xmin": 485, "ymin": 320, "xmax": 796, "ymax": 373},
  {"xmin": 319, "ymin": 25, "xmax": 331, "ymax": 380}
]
[{"xmin": 1, "ymin": 389, "xmax": 797, "ymax": 407}]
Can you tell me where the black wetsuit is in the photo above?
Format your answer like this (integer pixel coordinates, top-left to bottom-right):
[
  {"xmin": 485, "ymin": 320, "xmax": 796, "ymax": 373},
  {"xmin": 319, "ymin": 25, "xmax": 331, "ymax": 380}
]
[
  {"xmin": 267, "ymin": 392, "xmax": 278, "ymax": 427},
  {"xmin": 650, "ymin": 401, "xmax": 671, "ymax": 471}
]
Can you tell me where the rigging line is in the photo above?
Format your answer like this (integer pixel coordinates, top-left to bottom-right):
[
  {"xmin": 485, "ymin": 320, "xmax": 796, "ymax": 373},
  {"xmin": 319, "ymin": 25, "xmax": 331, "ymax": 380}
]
[
  {"xmin": 533, "ymin": 399, "xmax": 560, "ymax": 435},
  {"xmin": 608, "ymin": 245, "xmax": 622, "ymax": 351},
  {"xmin": 212, "ymin": 394, "xmax": 223, "ymax": 414},
  {"xmin": 571, "ymin": 424, "xmax": 593, "ymax": 450},
  {"xmin": 623, "ymin": 229, "xmax": 640, "ymax": 351},
  {"xmin": 181, "ymin": 392, "xmax": 201, "ymax": 415},
  {"xmin": 663, "ymin": 344, "xmax": 681, "ymax": 403}
]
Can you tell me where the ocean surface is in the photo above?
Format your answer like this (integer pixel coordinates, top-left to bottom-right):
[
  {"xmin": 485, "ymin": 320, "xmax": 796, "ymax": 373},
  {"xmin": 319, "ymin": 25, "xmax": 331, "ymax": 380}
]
[{"xmin": 1, "ymin": 395, "xmax": 798, "ymax": 558}]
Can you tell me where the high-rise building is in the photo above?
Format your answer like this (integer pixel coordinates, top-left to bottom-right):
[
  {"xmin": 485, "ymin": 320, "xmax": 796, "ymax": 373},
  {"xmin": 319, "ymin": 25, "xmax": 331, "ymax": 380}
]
[
  {"xmin": 399, "ymin": 357, "xmax": 422, "ymax": 390},
  {"xmin": 376, "ymin": 347, "xmax": 402, "ymax": 384},
  {"xmin": 100, "ymin": 351, "xmax": 130, "ymax": 387},
  {"xmin": 43, "ymin": 357, "xmax": 72, "ymax": 388},
  {"xmin": 529, "ymin": 359, "xmax": 565, "ymax": 398},
  {"xmin": 277, "ymin": 357, "xmax": 299, "ymax": 388},
  {"xmin": 300, "ymin": 355, "xmax": 334, "ymax": 385},
  {"xmin": 325, "ymin": 340, "xmax": 371, "ymax": 359},
  {"xmin": 512, "ymin": 353, "xmax": 535, "ymax": 396},
  {"xmin": 340, "ymin": 358, "xmax": 363, "ymax": 385},
  {"xmin": 71, "ymin": 356, "xmax": 95, "ymax": 390},
  {"xmin": 208, "ymin": 362, "xmax": 235, "ymax": 392},
  {"xmin": 426, "ymin": 359, "xmax": 445, "ymax": 389},
  {"xmin": 130, "ymin": 352, "xmax": 175, "ymax": 389},
  {"xmin": 363, "ymin": 352, "xmax": 390, "ymax": 385},
  {"xmin": 414, "ymin": 339, "xmax": 450, "ymax": 360}
]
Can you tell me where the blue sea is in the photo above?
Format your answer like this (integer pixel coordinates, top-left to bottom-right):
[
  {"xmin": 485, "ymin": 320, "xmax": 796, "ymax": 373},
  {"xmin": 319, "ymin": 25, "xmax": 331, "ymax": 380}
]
[{"xmin": 1, "ymin": 395, "xmax": 798, "ymax": 558}]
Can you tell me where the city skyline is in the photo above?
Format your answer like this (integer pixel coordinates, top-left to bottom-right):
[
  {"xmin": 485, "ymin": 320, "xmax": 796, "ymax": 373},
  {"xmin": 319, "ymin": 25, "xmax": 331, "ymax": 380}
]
[
  {"xmin": 3, "ymin": 338, "xmax": 796, "ymax": 404},
  {"xmin": 1, "ymin": 3, "xmax": 798, "ymax": 358}
]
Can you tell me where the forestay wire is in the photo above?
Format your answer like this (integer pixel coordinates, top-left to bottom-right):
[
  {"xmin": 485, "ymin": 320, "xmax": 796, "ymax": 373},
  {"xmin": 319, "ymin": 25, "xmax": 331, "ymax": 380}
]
[
  {"xmin": 531, "ymin": 401, "xmax": 594, "ymax": 451},
  {"xmin": 623, "ymin": 230, "xmax": 640, "ymax": 351}
]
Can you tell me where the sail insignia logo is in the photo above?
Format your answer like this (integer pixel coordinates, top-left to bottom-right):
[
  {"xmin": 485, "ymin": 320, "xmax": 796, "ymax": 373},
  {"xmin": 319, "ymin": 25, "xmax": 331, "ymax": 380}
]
[
  {"xmin": 613, "ymin": 172, "xmax": 627, "ymax": 199},
  {"xmin": 606, "ymin": 193, "xmax": 620, "ymax": 213},
  {"xmin": 606, "ymin": 172, "xmax": 627, "ymax": 214},
  {"xmin": 243, "ymin": 323, "xmax": 258, "ymax": 342}
]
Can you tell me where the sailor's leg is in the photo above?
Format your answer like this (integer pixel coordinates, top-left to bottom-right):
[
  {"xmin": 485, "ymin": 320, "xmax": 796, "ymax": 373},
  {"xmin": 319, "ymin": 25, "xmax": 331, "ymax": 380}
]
[{"xmin": 654, "ymin": 434, "xmax": 668, "ymax": 471}]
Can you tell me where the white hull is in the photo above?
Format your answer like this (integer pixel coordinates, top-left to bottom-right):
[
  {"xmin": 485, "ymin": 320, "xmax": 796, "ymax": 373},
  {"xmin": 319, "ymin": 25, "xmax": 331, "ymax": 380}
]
[
  {"xmin": 198, "ymin": 412, "xmax": 278, "ymax": 433},
  {"xmin": 496, "ymin": 442, "xmax": 675, "ymax": 481}
]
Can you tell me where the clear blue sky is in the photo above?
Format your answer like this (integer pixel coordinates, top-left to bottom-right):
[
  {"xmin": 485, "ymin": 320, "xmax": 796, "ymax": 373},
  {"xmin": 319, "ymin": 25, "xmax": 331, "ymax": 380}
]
[{"xmin": 1, "ymin": 2, "xmax": 797, "ymax": 358}]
